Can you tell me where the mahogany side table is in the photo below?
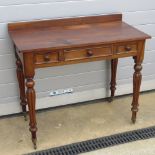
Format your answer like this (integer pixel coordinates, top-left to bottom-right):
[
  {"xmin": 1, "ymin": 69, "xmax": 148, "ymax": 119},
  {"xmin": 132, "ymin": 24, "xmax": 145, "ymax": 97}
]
[{"xmin": 8, "ymin": 14, "xmax": 151, "ymax": 149}]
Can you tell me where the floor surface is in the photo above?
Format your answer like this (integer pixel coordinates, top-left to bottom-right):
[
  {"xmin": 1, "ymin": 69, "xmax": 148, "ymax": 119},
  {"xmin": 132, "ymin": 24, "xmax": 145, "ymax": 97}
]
[{"xmin": 0, "ymin": 91, "xmax": 155, "ymax": 155}]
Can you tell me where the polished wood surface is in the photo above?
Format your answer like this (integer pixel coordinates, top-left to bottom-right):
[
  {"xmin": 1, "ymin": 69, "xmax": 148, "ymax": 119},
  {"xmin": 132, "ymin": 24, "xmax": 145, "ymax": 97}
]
[
  {"xmin": 8, "ymin": 14, "xmax": 150, "ymax": 52},
  {"xmin": 8, "ymin": 14, "xmax": 151, "ymax": 149}
]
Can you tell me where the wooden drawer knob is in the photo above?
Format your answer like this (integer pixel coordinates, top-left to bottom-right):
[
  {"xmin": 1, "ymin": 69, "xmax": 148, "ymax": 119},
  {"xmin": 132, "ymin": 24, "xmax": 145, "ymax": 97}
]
[
  {"xmin": 125, "ymin": 46, "xmax": 132, "ymax": 51},
  {"xmin": 59, "ymin": 51, "xmax": 65, "ymax": 61},
  {"xmin": 87, "ymin": 50, "xmax": 94, "ymax": 57},
  {"xmin": 44, "ymin": 53, "xmax": 50, "ymax": 62}
]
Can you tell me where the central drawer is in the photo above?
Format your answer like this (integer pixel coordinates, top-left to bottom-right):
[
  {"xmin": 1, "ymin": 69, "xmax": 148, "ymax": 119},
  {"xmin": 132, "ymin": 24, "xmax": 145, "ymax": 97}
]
[{"xmin": 64, "ymin": 46, "xmax": 112, "ymax": 61}]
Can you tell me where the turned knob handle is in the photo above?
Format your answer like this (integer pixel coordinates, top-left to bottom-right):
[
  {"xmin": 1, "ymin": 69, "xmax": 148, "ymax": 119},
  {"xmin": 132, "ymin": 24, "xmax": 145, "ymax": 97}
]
[
  {"xmin": 125, "ymin": 46, "xmax": 132, "ymax": 52},
  {"xmin": 44, "ymin": 53, "xmax": 50, "ymax": 62},
  {"xmin": 87, "ymin": 49, "xmax": 94, "ymax": 57}
]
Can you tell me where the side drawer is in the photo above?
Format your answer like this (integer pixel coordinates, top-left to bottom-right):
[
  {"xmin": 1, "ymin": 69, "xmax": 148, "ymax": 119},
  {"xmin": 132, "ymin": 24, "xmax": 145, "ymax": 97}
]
[
  {"xmin": 115, "ymin": 42, "xmax": 138, "ymax": 54},
  {"xmin": 34, "ymin": 52, "xmax": 59, "ymax": 64}
]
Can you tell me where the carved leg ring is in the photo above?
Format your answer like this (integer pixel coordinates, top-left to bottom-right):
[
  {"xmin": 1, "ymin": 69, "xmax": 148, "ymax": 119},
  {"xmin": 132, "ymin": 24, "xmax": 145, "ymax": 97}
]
[
  {"xmin": 131, "ymin": 61, "xmax": 142, "ymax": 123},
  {"xmin": 26, "ymin": 78, "xmax": 37, "ymax": 149},
  {"xmin": 109, "ymin": 59, "xmax": 118, "ymax": 102},
  {"xmin": 16, "ymin": 58, "xmax": 27, "ymax": 120}
]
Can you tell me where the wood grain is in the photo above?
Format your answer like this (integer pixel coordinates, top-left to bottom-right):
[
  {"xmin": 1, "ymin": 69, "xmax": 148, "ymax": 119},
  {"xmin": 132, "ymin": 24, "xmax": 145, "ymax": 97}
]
[{"xmin": 8, "ymin": 14, "xmax": 150, "ymax": 52}]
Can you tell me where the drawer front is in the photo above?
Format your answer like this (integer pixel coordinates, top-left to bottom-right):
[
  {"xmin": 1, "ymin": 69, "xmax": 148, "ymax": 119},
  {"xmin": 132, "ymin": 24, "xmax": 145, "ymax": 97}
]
[
  {"xmin": 34, "ymin": 52, "xmax": 58, "ymax": 64},
  {"xmin": 115, "ymin": 42, "xmax": 138, "ymax": 54},
  {"xmin": 65, "ymin": 46, "xmax": 112, "ymax": 61}
]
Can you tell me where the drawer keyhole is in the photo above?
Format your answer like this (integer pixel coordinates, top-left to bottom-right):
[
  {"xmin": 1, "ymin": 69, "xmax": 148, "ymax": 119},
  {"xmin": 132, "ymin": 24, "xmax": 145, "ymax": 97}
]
[
  {"xmin": 125, "ymin": 46, "xmax": 132, "ymax": 52},
  {"xmin": 87, "ymin": 50, "xmax": 94, "ymax": 57}
]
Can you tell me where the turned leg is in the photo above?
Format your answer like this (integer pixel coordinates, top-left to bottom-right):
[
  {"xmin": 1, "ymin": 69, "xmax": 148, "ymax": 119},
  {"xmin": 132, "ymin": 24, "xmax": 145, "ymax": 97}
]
[
  {"xmin": 131, "ymin": 57, "xmax": 142, "ymax": 123},
  {"xmin": 24, "ymin": 52, "xmax": 37, "ymax": 149},
  {"xmin": 109, "ymin": 59, "xmax": 118, "ymax": 102},
  {"xmin": 15, "ymin": 51, "xmax": 27, "ymax": 120},
  {"xmin": 26, "ymin": 78, "xmax": 37, "ymax": 149}
]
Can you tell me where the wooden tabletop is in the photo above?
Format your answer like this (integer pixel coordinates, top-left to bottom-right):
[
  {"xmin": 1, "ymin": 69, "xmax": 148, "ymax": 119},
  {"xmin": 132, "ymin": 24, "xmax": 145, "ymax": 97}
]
[{"xmin": 8, "ymin": 14, "xmax": 151, "ymax": 52}]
